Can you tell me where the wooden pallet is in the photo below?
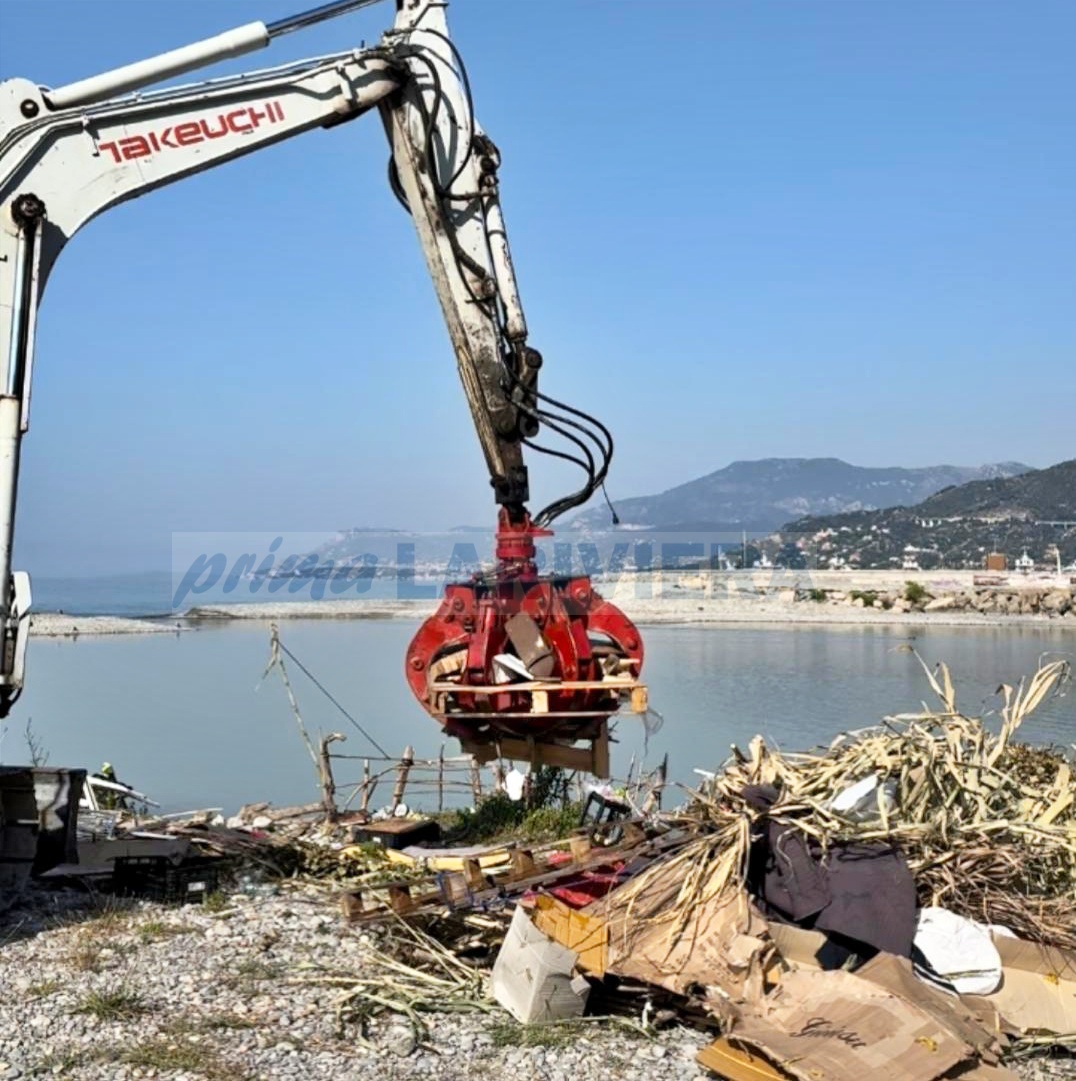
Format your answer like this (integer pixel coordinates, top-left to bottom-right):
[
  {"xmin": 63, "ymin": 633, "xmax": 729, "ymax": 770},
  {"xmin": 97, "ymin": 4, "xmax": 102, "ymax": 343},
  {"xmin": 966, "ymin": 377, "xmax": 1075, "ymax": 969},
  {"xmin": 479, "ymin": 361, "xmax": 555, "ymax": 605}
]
[
  {"xmin": 431, "ymin": 676, "xmax": 648, "ymax": 774},
  {"xmin": 339, "ymin": 822, "xmax": 669, "ymax": 924},
  {"xmin": 428, "ymin": 676, "xmax": 648, "ymax": 718}
]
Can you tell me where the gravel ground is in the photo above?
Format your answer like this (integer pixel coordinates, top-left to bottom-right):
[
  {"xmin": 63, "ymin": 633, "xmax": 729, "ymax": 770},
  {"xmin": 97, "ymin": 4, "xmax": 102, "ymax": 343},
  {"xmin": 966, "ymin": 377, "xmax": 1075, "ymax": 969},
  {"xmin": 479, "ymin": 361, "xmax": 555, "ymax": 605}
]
[
  {"xmin": 0, "ymin": 885, "xmax": 1071, "ymax": 1081},
  {"xmin": 0, "ymin": 886, "xmax": 707, "ymax": 1081}
]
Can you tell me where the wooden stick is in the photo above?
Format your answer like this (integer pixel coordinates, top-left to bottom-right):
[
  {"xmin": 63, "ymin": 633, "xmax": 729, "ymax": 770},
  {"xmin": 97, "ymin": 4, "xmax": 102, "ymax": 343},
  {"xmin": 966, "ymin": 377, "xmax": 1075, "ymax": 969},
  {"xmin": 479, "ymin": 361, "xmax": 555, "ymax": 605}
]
[
  {"xmin": 360, "ymin": 759, "xmax": 372, "ymax": 815},
  {"xmin": 469, "ymin": 756, "xmax": 482, "ymax": 805},
  {"xmin": 317, "ymin": 732, "xmax": 345, "ymax": 823},
  {"xmin": 390, "ymin": 745, "xmax": 414, "ymax": 814},
  {"xmin": 642, "ymin": 753, "xmax": 668, "ymax": 814}
]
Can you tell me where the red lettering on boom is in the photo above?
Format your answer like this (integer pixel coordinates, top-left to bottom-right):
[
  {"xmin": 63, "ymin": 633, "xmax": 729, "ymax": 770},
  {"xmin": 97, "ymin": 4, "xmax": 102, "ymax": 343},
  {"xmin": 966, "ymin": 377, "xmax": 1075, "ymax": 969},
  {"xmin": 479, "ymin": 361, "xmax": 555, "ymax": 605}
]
[
  {"xmin": 94, "ymin": 100, "xmax": 284, "ymax": 163},
  {"xmin": 174, "ymin": 122, "xmax": 202, "ymax": 146},
  {"xmin": 119, "ymin": 135, "xmax": 151, "ymax": 160},
  {"xmin": 200, "ymin": 116, "xmax": 229, "ymax": 140}
]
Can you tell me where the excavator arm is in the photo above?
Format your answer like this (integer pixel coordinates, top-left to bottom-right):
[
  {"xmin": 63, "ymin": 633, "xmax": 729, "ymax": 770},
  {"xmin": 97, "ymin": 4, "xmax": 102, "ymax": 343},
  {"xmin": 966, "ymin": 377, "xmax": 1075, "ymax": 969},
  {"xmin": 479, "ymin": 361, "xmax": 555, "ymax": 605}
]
[
  {"xmin": 0, "ymin": 0, "xmax": 536, "ymax": 712},
  {"xmin": 0, "ymin": 0, "xmax": 643, "ymax": 774}
]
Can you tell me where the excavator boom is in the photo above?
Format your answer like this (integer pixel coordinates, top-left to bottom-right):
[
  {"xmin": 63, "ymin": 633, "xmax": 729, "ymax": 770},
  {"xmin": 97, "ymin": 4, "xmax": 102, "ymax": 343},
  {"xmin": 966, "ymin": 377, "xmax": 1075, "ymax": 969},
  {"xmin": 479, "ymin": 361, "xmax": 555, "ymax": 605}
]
[{"xmin": 0, "ymin": 0, "xmax": 645, "ymax": 773}]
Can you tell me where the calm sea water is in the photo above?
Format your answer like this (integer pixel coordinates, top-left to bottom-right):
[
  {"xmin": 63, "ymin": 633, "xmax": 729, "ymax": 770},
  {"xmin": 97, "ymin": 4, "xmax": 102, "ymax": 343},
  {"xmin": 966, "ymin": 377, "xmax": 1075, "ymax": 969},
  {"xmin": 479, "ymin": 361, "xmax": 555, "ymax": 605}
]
[
  {"xmin": 31, "ymin": 572, "xmax": 412, "ymax": 617},
  {"xmin": 7, "ymin": 618, "xmax": 1073, "ymax": 813}
]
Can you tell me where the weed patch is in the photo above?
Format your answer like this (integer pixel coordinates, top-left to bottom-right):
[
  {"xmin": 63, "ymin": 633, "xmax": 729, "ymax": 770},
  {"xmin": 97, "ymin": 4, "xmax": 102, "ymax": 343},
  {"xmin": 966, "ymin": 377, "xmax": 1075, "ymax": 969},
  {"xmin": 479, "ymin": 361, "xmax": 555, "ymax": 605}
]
[{"xmin": 73, "ymin": 986, "xmax": 146, "ymax": 1021}]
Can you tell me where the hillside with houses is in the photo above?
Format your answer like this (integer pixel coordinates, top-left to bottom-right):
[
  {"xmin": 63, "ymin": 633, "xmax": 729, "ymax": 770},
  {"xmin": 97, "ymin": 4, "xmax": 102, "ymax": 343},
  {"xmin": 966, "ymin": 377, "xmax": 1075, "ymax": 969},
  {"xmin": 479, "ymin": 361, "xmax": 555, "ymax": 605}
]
[{"xmin": 774, "ymin": 459, "xmax": 1076, "ymax": 571}]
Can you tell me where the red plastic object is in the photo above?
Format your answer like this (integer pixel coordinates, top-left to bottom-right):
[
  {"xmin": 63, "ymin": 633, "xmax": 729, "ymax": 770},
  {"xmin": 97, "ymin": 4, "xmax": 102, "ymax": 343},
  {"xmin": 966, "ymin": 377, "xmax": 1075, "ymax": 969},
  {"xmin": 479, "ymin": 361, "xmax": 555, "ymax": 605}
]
[{"xmin": 405, "ymin": 509, "xmax": 643, "ymax": 743}]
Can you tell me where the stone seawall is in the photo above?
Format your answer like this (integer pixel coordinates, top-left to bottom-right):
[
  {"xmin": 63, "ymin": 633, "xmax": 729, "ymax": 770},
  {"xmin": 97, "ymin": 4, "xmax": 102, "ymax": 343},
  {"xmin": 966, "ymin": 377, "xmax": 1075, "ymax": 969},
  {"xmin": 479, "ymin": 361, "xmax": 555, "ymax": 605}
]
[{"xmin": 797, "ymin": 585, "xmax": 1075, "ymax": 618}]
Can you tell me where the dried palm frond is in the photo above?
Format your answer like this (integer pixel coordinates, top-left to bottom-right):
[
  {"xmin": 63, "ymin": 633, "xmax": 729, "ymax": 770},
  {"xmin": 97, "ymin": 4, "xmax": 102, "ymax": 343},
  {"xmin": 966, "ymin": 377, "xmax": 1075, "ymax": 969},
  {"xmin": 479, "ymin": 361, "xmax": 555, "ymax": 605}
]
[
  {"xmin": 666, "ymin": 657, "xmax": 1075, "ymax": 949},
  {"xmin": 289, "ymin": 915, "xmax": 494, "ymax": 1044}
]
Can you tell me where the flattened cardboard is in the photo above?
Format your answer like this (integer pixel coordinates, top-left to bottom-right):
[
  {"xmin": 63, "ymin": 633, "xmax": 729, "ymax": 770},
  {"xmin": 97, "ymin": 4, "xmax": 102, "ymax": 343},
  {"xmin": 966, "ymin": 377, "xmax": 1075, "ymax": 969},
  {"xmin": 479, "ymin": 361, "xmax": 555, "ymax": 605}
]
[
  {"xmin": 856, "ymin": 953, "xmax": 1001, "ymax": 1059},
  {"xmin": 599, "ymin": 866, "xmax": 770, "ymax": 1002},
  {"xmin": 765, "ymin": 921, "xmax": 828, "ymax": 970},
  {"xmin": 696, "ymin": 1036, "xmax": 787, "ymax": 1081},
  {"xmin": 491, "ymin": 905, "xmax": 590, "ymax": 1024},
  {"xmin": 732, "ymin": 967, "xmax": 975, "ymax": 1081},
  {"xmin": 962, "ymin": 934, "xmax": 1076, "ymax": 1037},
  {"xmin": 695, "ymin": 1034, "xmax": 1022, "ymax": 1081}
]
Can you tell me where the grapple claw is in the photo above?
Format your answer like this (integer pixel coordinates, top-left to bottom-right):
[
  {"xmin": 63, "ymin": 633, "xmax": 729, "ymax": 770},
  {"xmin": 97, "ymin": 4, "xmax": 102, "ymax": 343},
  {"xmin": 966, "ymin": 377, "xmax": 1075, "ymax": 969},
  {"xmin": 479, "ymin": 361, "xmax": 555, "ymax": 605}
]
[{"xmin": 405, "ymin": 510, "xmax": 645, "ymax": 771}]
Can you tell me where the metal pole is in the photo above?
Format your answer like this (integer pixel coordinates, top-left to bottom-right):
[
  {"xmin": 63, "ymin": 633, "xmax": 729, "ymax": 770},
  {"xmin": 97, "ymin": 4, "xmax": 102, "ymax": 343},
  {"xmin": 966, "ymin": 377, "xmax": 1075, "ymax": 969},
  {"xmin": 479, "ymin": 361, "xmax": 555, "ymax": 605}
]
[{"xmin": 267, "ymin": 0, "xmax": 384, "ymax": 38}]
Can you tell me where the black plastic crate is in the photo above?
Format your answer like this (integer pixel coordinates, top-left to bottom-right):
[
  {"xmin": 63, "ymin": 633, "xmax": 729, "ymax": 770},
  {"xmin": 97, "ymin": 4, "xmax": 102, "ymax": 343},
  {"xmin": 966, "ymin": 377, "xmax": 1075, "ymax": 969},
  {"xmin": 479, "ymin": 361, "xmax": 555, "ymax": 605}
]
[{"xmin": 112, "ymin": 855, "xmax": 219, "ymax": 905}]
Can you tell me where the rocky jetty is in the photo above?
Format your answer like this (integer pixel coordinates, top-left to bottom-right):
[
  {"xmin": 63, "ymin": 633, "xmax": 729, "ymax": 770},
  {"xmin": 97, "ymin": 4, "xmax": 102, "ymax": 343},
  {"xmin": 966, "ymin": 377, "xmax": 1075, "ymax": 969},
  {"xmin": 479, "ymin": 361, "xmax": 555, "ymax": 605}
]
[{"xmin": 798, "ymin": 584, "xmax": 1075, "ymax": 619}]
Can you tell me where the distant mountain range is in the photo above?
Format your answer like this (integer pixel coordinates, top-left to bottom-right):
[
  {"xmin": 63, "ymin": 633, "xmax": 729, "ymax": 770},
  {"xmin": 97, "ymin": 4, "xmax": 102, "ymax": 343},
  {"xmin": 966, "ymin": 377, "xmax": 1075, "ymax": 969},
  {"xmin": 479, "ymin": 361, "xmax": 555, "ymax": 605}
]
[
  {"xmin": 570, "ymin": 458, "xmax": 1032, "ymax": 532},
  {"xmin": 778, "ymin": 459, "xmax": 1076, "ymax": 569}
]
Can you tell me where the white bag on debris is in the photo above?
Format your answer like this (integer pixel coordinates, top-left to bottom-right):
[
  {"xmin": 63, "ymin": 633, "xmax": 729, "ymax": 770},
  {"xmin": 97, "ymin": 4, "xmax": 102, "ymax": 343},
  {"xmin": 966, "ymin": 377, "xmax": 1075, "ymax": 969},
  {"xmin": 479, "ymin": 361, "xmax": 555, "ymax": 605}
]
[
  {"xmin": 913, "ymin": 906, "xmax": 1003, "ymax": 995},
  {"xmin": 829, "ymin": 774, "xmax": 897, "ymax": 823},
  {"xmin": 504, "ymin": 768, "xmax": 528, "ymax": 802},
  {"xmin": 492, "ymin": 906, "xmax": 590, "ymax": 1024}
]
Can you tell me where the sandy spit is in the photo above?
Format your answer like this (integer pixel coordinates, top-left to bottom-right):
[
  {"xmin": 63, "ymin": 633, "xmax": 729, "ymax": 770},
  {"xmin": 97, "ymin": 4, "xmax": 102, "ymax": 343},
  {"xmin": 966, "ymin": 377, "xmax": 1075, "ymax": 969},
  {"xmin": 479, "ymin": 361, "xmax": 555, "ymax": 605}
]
[
  {"xmin": 28, "ymin": 613, "xmax": 183, "ymax": 638},
  {"xmin": 28, "ymin": 594, "xmax": 1076, "ymax": 639}
]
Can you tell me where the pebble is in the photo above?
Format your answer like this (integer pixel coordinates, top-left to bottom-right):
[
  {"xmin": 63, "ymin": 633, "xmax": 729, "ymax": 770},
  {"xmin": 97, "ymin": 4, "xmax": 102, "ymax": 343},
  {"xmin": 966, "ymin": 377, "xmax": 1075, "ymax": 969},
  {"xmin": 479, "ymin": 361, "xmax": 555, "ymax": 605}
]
[{"xmin": 0, "ymin": 885, "xmax": 1064, "ymax": 1081}]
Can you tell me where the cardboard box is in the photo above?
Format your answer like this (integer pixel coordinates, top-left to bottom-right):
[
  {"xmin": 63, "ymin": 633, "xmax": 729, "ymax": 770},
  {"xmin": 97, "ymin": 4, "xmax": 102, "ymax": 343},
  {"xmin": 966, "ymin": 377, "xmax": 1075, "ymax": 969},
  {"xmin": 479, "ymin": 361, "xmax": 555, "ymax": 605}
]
[
  {"xmin": 491, "ymin": 905, "xmax": 590, "ymax": 1024},
  {"xmin": 599, "ymin": 869, "xmax": 771, "ymax": 1008},
  {"xmin": 531, "ymin": 893, "xmax": 609, "ymax": 975}
]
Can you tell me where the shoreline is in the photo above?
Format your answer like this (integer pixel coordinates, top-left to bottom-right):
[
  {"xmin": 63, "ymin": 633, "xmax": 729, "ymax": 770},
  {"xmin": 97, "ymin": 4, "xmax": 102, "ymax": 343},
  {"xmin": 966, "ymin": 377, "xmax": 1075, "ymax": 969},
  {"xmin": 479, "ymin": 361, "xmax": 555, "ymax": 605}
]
[
  {"xmin": 28, "ymin": 596, "xmax": 1076, "ymax": 639},
  {"xmin": 27, "ymin": 568, "xmax": 1076, "ymax": 638}
]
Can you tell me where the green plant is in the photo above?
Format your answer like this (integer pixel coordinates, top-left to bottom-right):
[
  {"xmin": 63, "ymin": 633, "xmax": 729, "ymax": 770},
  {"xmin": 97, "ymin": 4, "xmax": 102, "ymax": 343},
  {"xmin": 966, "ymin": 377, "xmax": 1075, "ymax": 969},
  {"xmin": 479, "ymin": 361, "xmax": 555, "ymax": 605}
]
[
  {"xmin": 808, "ymin": 588, "xmax": 827, "ymax": 603},
  {"xmin": 138, "ymin": 918, "xmax": 196, "ymax": 943},
  {"xmin": 452, "ymin": 791, "xmax": 524, "ymax": 840},
  {"xmin": 28, "ymin": 978, "xmax": 62, "ymax": 998},
  {"xmin": 35, "ymin": 1047, "xmax": 89, "ymax": 1074},
  {"xmin": 490, "ymin": 1018, "xmax": 649, "ymax": 1049},
  {"xmin": 117, "ymin": 1039, "xmax": 242, "ymax": 1080},
  {"xmin": 518, "ymin": 803, "xmax": 582, "ymax": 841},
  {"xmin": 905, "ymin": 580, "xmax": 928, "ymax": 604},
  {"xmin": 73, "ymin": 986, "xmax": 146, "ymax": 1021},
  {"xmin": 850, "ymin": 590, "xmax": 877, "ymax": 608},
  {"xmin": 68, "ymin": 940, "xmax": 103, "ymax": 973},
  {"xmin": 528, "ymin": 766, "xmax": 571, "ymax": 809},
  {"xmin": 448, "ymin": 767, "xmax": 577, "ymax": 842},
  {"xmin": 489, "ymin": 1020, "xmax": 586, "ymax": 1050},
  {"xmin": 202, "ymin": 890, "xmax": 230, "ymax": 912},
  {"xmin": 163, "ymin": 1011, "xmax": 257, "ymax": 1035}
]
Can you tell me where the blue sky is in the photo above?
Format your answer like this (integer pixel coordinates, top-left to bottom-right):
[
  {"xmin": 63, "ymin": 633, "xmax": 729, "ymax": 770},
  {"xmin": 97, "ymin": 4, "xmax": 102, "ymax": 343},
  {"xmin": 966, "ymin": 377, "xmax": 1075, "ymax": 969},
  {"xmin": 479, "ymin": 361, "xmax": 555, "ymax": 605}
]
[{"xmin": 1, "ymin": 0, "xmax": 1073, "ymax": 574}]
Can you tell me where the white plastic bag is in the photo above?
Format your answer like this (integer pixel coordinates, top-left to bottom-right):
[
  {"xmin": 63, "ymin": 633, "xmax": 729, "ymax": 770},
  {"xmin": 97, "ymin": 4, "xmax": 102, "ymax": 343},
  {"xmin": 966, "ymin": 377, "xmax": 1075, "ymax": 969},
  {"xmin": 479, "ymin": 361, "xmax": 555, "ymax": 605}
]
[{"xmin": 913, "ymin": 906, "xmax": 1002, "ymax": 995}]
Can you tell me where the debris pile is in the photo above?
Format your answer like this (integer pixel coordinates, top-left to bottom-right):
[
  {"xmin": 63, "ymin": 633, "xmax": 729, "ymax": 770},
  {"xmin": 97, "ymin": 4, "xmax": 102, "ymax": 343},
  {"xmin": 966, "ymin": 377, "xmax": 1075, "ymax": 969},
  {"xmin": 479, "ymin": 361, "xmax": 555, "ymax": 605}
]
[
  {"xmin": 678, "ymin": 655, "xmax": 1075, "ymax": 949},
  {"xmin": 369, "ymin": 656, "xmax": 1072, "ymax": 1080},
  {"xmin": 25, "ymin": 656, "xmax": 1074, "ymax": 1080},
  {"xmin": 511, "ymin": 656, "xmax": 1074, "ymax": 1079}
]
